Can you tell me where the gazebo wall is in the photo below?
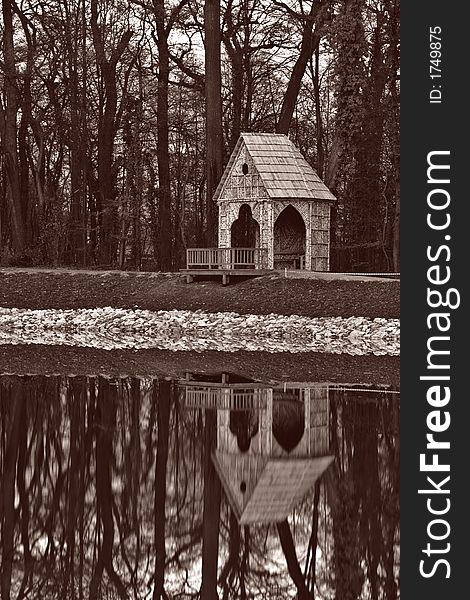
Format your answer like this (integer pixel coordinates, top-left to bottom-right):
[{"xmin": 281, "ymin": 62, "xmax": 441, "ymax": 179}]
[
  {"xmin": 218, "ymin": 201, "xmax": 275, "ymax": 268},
  {"xmin": 219, "ymin": 199, "xmax": 331, "ymax": 271},
  {"xmin": 271, "ymin": 387, "xmax": 329, "ymax": 458},
  {"xmin": 309, "ymin": 202, "xmax": 331, "ymax": 271},
  {"xmin": 216, "ymin": 389, "xmax": 273, "ymax": 455}
]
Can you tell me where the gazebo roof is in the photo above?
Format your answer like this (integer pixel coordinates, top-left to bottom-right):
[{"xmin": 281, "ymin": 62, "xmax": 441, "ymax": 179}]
[
  {"xmin": 212, "ymin": 450, "xmax": 334, "ymax": 524},
  {"xmin": 214, "ymin": 133, "xmax": 336, "ymax": 203}
]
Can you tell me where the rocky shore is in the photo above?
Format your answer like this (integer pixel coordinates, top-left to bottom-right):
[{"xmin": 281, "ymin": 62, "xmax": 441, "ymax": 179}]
[{"xmin": 0, "ymin": 307, "xmax": 399, "ymax": 355}]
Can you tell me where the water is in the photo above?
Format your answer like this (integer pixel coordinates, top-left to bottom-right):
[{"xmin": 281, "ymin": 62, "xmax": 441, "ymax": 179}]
[{"xmin": 0, "ymin": 367, "xmax": 399, "ymax": 600}]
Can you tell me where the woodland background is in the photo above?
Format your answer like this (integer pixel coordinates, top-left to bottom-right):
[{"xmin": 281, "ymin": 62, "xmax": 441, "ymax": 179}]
[{"xmin": 0, "ymin": 0, "xmax": 399, "ymax": 272}]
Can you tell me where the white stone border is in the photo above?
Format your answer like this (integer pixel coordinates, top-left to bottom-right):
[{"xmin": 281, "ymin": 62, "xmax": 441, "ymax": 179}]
[{"xmin": 0, "ymin": 308, "xmax": 400, "ymax": 355}]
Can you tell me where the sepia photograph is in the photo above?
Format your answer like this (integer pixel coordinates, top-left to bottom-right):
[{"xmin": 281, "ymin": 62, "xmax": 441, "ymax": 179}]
[{"xmin": 0, "ymin": 1, "xmax": 400, "ymax": 598}]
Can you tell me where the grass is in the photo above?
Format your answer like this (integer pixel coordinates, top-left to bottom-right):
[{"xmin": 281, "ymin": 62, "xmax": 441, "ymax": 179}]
[{"xmin": 0, "ymin": 270, "xmax": 399, "ymax": 318}]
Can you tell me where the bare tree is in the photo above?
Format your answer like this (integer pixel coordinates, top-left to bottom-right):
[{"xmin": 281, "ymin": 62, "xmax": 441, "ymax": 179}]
[
  {"xmin": 276, "ymin": 0, "xmax": 327, "ymax": 135},
  {"xmin": 0, "ymin": 0, "xmax": 25, "ymax": 253},
  {"xmin": 90, "ymin": 0, "xmax": 133, "ymax": 264},
  {"xmin": 204, "ymin": 0, "xmax": 224, "ymax": 245}
]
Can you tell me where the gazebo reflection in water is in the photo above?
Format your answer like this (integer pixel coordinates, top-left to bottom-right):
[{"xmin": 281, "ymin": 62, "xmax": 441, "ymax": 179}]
[{"xmin": 180, "ymin": 374, "xmax": 334, "ymax": 525}]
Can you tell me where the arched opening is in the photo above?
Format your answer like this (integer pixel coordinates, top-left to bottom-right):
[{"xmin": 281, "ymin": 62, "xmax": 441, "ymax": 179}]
[
  {"xmin": 274, "ymin": 205, "xmax": 306, "ymax": 269},
  {"xmin": 230, "ymin": 410, "xmax": 260, "ymax": 452},
  {"xmin": 231, "ymin": 204, "xmax": 259, "ymax": 249},
  {"xmin": 272, "ymin": 390, "xmax": 305, "ymax": 453}
]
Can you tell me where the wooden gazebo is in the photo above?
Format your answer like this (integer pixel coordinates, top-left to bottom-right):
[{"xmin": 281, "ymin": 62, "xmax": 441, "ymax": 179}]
[
  {"xmin": 183, "ymin": 133, "xmax": 336, "ymax": 284},
  {"xmin": 182, "ymin": 380, "xmax": 334, "ymax": 524}
]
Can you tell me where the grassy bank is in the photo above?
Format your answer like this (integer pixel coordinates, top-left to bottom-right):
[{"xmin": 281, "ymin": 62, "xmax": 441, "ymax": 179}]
[{"xmin": 0, "ymin": 269, "xmax": 399, "ymax": 318}]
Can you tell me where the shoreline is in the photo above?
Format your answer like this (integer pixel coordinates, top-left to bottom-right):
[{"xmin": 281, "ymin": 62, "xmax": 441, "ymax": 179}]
[
  {"xmin": 0, "ymin": 269, "xmax": 400, "ymax": 318},
  {"xmin": 1, "ymin": 269, "xmax": 400, "ymax": 385},
  {"xmin": 0, "ymin": 307, "xmax": 399, "ymax": 355},
  {"xmin": 0, "ymin": 345, "xmax": 400, "ymax": 386}
]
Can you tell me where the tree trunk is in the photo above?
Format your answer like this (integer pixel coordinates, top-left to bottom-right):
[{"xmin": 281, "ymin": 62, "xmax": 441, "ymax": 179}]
[
  {"xmin": 312, "ymin": 47, "xmax": 325, "ymax": 176},
  {"xmin": 0, "ymin": 382, "xmax": 24, "ymax": 600},
  {"xmin": 392, "ymin": 182, "xmax": 400, "ymax": 271},
  {"xmin": 200, "ymin": 409, "xmax": 221, "ymax": 600},
  {"xmin": 204, "ymin": 0, "xmax": 224, "ymax": 245},
  {"xmin": 154, "ymin": 0, "xmax": 173, "ymax": 271},
  {"xmin": 277, "ymin": 519, "xmax": 310, "ymax": 600},
  {"xmin": 97, "ymin": 71, "xmax": 120, "ymax": 265},
  {"xmin": 0, "ymin": 0, "xmax": 25, "ymax": 252},
  {"xmin": 276, "ymin": 4, "xmax": 323, "ymax": 135},
  {"xmin": 89, "ymin": 379, "xmax": 127, "ymax": 600},
  {"xmin": 305, "ymin": 480, "xmax": 321, "ymax": 592},
  {"xmin": 153, "ymin": 381, "xmax": 171, "ymax": 599},
  {"xmin": 90, "ymin": 0, "xmax": 131, "ymax": 265},
  {"xmin": 65, "ymin": 5, "xmax": 84, "ymax": 264}
]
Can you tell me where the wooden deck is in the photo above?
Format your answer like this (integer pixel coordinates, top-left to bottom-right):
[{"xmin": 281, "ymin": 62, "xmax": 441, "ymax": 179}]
[
  {"xmin": 182, "ymin": 247, "xmax": 269, "ymax": 284},
  {"xmin": 182, "ymin": 247, "xmax": 399, "ymax": 284},
  {"xmin": 181, "ymin": 267, "xmax": 271, "ymax": 285}
]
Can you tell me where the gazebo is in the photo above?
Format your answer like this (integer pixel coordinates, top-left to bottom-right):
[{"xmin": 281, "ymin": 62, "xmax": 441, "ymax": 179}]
[
  {"xmin": 184, "ymin": 133, "xmax": 336, "ymax": 283},
  {"xmin": 182, "ymin": 380, "xmax": 334, "ymax": 525},
  {"xmin": 216, "ymin": 133, "xmax": 335, "ymax": 271}
]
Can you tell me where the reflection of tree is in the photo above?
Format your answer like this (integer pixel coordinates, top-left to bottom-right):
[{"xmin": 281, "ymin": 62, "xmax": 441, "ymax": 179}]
[
  {"xmin": 61, "ymin": 377, "xmax": 88, "ymax": 599},
  {"xmin": 0, "ymin": 377, "xmax": 399, "ymax": 599},
  {"xmin": 153, "ymin": 381, "xmax": 171, "ymax": 599},
  {"xmin": 277, "ymin": 519, "xmax": 310, "ymax": 600},
  {"xmin": 326, "ymin": 392, "xmax": 400, "ymax": 600},
  {"xmin": 201, "ymin": 410, "xmax": 222, "ymax": 600},
  {"xmin": 89, "ymin": 379, "xmax": 127, "ymax": 599},
  {"xmin": 1, "ymin": 379, "xmax": 25, "ymax": 600},
  {"xmin": 218, "ymin": 510, "xmax": 250, "ymax": 600},
  {"xmin": 304, "ymin": 481, "xmax": 321, "ymax": 593}
]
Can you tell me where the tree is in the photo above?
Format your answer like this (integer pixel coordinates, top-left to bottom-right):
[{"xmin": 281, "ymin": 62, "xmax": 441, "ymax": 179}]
[
  {"xmin": 200, "ymin": 409, "xmax": 222, "ymax": 599},
  {"xmin": 277, "ymin": 519, "xmax": 311, "ymax": 600},
  {"xmin": 90, "ymin": 0, "xmax": 133, "ymax": 264},
  {"xmin": 0, "ymin": 381, "xmax": 25, "ymax": 600},
  {"xmin": 204, "ymin": 0, "xmax": 224, "ymax": 245},
  {"xmin": 276, "ymin": 0, "xmax": 327, "ymax": 135},
  {"xmin": 0, "ymin": 0, "xmax": 25, "ymax": 253},
  {"xmin": 89, "ymin": 379, "xmax": 127, "ymax": 599},
  {"xmin": 151, "ymin": 0, "xmax": 173, "ymax": 270},
  {"xmin": 0, "ymin": 0, "xmax": 399, "ymax": 272},
  {"xmin": 153, "ymin": 381, "xmax": 171, "ymax": 599}
]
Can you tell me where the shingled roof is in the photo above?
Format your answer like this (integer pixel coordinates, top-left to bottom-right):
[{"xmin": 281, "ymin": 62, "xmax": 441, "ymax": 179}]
[
  {"xmin": 214, "ymin": 132, "xmax": 336, "ymax": 202},
  {"xmin": 212, "ymin": 451, "xmax": 334, "ymax": 525}
]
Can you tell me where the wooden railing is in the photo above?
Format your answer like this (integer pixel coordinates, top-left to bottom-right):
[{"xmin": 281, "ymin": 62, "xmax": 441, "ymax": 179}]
[
  {"xmin": 186, "ymin": 247, "xmax": 268, "ymax": 270},
  {"xmin": 274, "ymin": 252, "xmax": 306, "ymax": 270},
  {"xmin": 184, "ymin": 387, "xmax": 266, "ymax": 410}
]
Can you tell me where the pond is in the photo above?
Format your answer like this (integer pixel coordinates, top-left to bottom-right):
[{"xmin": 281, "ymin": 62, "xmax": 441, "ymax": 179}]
[{"xmin": 0, "ymin": 359, "xmax": 399, "ymax": 600}]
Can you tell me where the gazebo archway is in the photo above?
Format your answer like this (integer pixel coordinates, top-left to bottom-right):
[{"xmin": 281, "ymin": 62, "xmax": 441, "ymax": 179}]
[
  {"xmin": 273, "ymin": 390, "xmax": 305, "ymax": 453},
  {"xmin": 274, "ymin": 205, "xmax": 306, "ymax": 269},
  {"xmin": 231, "ymin": 204, "xmax": 260, "ymax": 248},
  {"xmin": 230, "ymin": 410, "xmax": 260, "ymax": 452}
]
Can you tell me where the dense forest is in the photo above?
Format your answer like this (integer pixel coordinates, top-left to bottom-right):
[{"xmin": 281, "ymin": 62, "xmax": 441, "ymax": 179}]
[
  {"xmin": 0, "ymin": 376, "xmax": 400, "ymax": 599},
  {"xmin": 0, "ymin": 0, "xmax": 399, "ymax": 271}
]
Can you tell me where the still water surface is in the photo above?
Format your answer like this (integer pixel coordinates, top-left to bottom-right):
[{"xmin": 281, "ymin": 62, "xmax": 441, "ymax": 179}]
[{"xmin": 0, "ymin": 367, "xmax": 399, "ymax": 600}]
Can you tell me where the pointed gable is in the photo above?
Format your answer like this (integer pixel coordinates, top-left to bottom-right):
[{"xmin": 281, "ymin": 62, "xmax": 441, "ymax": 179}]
[
  {"xmin": 213, "ymin": 451, "xmax": 334, "ymax": 524},
  {"xmin": 214, "ymin": 133, "xmax": 336, "ymax": 203},
  {"xmin": 212, "ymin": 451, "xmax": 269, "ymax": 521}
]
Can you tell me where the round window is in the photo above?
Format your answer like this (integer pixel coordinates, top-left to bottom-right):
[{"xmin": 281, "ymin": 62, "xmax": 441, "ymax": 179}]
[{"xmin": 242, "ymin": 163, "xmax": 249, "ymax": 175}]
